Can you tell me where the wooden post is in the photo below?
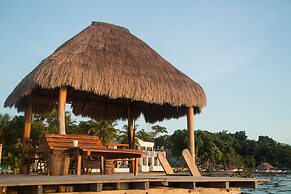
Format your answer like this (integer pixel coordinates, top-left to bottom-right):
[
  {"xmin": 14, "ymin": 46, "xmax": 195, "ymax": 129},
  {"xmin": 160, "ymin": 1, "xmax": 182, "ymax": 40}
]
[
  {"xmin": 22, "ymin": 99, "xmax": 32, "ymax": 174},
  {"xmin": 127, "ymin": 105, "xmax": 134, "ymax": 149},
  {"xmin": 187, "ymin": 106, "xmax": 195, "ymax": 161},
  {"xmin": 58, "ymin": 87, "xmax": 67, "ymax": 134},
  {"xmin": 127, "ymin": 104, "xmax": 135, "ymax": 173},
  {"xmin": 77, "ymin": 154, "xmax": 82, "ymax": 175},
  {"xmin": 134, "ymin": 158, "xmax": 139, "ymax": 176},
  {"xmin": 0, "ymin": 144, "xmax": 2, "ymax": 165},
  {"xmin": 100, "ymin": 156, "xmax": 104, "ymax": 175}
]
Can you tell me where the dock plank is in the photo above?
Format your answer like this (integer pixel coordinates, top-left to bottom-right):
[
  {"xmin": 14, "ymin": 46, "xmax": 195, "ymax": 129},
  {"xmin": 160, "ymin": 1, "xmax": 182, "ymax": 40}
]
[
  {"xmin": 0, "ymin": 175, "xmax": 269, "ymax": 194},
  {"xmin": 0, "ymin": 174, "xmax": 269, "ymax": 187}
]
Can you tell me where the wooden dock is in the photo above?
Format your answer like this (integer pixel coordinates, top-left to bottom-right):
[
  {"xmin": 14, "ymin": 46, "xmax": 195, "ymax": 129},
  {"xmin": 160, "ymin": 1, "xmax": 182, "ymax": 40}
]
[{"xmin": 0, "ymin": 174, "xmax": 269, "ymax": 194}]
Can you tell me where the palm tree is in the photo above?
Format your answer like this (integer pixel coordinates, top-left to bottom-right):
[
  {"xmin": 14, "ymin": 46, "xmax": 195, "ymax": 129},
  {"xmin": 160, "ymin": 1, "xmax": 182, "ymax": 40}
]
[
  {"xmin": 120, "ymin": 124, "xmax": 140, "ymax": 148},
  {"xmin": 151, "ymin": 125, "xmax": 168, "ymax": 138},
  {"xmin": 86, "ymin": 120, "xmax": 118, "ymax": 144}
]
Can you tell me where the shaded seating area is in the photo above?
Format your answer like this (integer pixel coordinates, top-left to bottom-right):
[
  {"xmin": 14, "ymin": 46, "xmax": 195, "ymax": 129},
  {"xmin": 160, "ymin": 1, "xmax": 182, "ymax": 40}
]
[
  {"xmin": 4, "ymin": 22, "xmax": 206, "ymax": 176},
  {"xmin": 40, "ymin": 134, "xmax": 145, "ymax": 176},
  {"xmin": 1, "ymin": 21, "xmax": 273, "ymax": 194}
]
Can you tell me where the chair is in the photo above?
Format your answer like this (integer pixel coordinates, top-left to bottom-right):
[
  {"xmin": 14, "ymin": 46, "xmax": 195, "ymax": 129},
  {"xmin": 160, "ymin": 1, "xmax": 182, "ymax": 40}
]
[
  {"xmin": 158, "ymin": 150, "xmax": 201, "ymax": 176},
  {"xmin": 157, "ymin": 152, "xmax": 174, "ymax": 175},
  {"xmin": 182, "ymin": 149, "xmax": 201, "ymax": 176}
]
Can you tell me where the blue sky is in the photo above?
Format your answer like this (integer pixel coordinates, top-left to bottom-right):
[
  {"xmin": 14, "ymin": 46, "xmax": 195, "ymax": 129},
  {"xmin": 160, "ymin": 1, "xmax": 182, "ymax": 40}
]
[{"xmin": 0, "ymin": 1, "xmax": 291, "ymax": 144}]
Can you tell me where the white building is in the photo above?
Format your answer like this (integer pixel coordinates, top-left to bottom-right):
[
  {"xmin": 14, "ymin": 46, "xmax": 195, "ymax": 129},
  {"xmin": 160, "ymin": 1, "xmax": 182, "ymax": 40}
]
[{"xmin": 115, "ymin": 138, "xmax": 165, "ymax": 172}]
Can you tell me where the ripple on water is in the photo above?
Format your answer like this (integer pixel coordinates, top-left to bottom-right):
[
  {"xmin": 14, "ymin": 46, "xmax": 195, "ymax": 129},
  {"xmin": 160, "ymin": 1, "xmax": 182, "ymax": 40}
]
[{"xmin": 241, "ymin": 174, "xmax": 291, "ymax": 194}]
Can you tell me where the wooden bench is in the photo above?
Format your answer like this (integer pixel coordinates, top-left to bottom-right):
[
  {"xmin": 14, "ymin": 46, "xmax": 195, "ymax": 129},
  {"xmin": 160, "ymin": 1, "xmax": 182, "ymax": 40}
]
[
  {"xmin": 41, "ymin": 134, "xmax": 145, "ymax": 176},
  {"xmin": 42, "ymin": 134, "xmax": 104, "ymax": 152}
]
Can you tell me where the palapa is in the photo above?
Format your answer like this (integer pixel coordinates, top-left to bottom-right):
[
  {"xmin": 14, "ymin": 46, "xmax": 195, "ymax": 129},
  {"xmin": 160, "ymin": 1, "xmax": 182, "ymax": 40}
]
[
  {"xmin": 256, "ymin": 162, "xmax": 274, "ymax": 171},
  {"xmin": 4, "ymin": 22, "xmax": 206, "ymax": 123}
]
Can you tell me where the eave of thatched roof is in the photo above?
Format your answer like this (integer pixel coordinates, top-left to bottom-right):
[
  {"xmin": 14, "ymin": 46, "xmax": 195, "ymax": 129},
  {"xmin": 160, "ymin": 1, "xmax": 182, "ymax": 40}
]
[{"xmin": 4, "ymin": 22, "xmax": 206, "ymax": 123}]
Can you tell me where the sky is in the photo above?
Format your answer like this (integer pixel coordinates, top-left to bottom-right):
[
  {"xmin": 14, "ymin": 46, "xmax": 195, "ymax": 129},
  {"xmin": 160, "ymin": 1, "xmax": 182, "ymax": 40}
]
[{"xmin": 0, "ymin": 0, "xmax": 291, "ymax": 144}]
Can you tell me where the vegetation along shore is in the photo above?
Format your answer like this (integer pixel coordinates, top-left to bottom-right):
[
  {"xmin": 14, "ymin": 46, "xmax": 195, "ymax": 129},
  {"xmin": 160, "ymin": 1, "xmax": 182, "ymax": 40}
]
[{"xmin": 0, "ymin": 112, "xmax": 290, "ymax": 173}]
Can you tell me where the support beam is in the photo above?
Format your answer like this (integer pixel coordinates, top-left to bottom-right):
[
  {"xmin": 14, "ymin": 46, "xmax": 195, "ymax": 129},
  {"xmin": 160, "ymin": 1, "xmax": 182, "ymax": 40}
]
[
  {"xmin": 100, "ymin": 156, "xmax": 104, "ymax": 175},
  {"xmin": 0, "ymin": 143, "xmax": 2, "ymax": 165},
  {"xmin": 77, "ymin": 155, "xmax": 82, "ymax": 176},
  {"xmin": 22, "ymin": 99, "xmax": 32, "ymax": 174},
  {"xmin": 127, "ymin": 105, "xmax": 134, "ymax": 149},
  {"xmin": 58, "ymin": 87, "xmax": 67, "ymax": 134},
  {"xmin": 187, "ymin": 106, "xmax": 195, "ymax": 160},
  {"xmin": 127, "ymin": 104, "xmax": 135, "ymax": 173}
]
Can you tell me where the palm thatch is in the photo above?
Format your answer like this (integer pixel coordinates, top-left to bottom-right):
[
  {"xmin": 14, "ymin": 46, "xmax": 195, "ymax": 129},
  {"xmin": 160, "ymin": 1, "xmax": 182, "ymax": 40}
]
[
  {"xmin": 257, "ymin": 162, "xmax": 274, "ymax": 170},
  {"xmin": 4, "ymin": 22, "xmax": 206, "ymax": 123}
]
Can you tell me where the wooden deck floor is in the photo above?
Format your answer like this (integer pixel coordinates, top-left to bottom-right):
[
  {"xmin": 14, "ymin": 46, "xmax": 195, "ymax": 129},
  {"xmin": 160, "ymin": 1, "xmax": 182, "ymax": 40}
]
[{"xmin": 0, "ymin": 174, "xmax": 269, "ymax": 194}]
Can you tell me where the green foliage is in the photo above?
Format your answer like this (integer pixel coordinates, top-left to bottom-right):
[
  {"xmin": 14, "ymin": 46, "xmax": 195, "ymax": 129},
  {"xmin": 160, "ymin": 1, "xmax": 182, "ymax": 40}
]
[
  {"xmin": 130, "ymin": 124, "xmax": 168, "ymax": 143},
  {"xmin": 1, "ymin": 112, "xmax": 291, "ymax": 171},
  {"xmin": 34, "ymin": 110, "xmax": 79, "ymax": 134},
  {"xmin": 151, "ymin": 125, "xmax": 168, "ymax": 138},
  {"xmin": 116, "ymin": 127, "xmax": 128, "ymax": 144},
  {"xmin": 0, "ymin": 114, "xmax": 10, "ymax": 143},
  {"xmin": 154, "ymin": 135, "xmax": 171, "ymax": 149},
  {"xmin": 5, "ymin": 139, "xmax": 22, "ymax": 169},
  {"xmin": 119, "ymin": 124, "xmax": 140, "ymax": 148},
  {"xmin": 170, "ymin": 129, "xmax": 188, "ymax": 157},
  {"xmin": 86, "ymin": 120, "xmax": 118, "ymax": 144},
  {"xmin": 136, "ymin": 129, "xmax": 154, "ymax": 142},
  {"xmin": 169, "ymin": 129, "xmax": 291, "ymax": 170},
  {"xmin": 195, "ymin": 131, "xmax": 223, "ymax": 166}
]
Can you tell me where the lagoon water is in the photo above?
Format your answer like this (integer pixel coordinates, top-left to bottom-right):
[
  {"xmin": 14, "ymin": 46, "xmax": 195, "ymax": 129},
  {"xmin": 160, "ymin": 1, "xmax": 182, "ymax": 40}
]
[{"xmin": 241, "ymin": 174, "xmax": 291, "ymax": 194}]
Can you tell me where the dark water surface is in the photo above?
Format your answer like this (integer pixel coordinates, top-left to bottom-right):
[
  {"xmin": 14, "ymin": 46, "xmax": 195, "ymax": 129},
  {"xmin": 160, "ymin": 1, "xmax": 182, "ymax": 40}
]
[{"xmin": 242, "ymin": 174, "xmax": 291, "ymax": 194}]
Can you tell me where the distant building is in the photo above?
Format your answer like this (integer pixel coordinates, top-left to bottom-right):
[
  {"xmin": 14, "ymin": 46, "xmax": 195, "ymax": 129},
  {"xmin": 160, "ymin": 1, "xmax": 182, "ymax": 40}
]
[
  {"xmin": 137, "ymin": 138, "xmax": 164, "ymax": 172},
  {"xmin": 256, "ymin": 162, "xmax": 274, "ymax": 172},
  {"xmin": 255, "ymin": 162, "xmax": 287, "ymax": 174},
  {"xmin": 115, "ymin": 138, "xmax": 165, "ymax": 172}
]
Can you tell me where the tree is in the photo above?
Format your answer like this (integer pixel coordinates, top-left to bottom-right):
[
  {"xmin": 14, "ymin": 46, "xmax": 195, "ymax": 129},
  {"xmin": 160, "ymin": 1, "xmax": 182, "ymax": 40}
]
[
  {"xmin": 30, "ymin": 114, "xmax": 47, "ymax": 148},
  {"xmin": 0, "ymin": 114, "xmax": 10, "ymax": 145},
  {"xmin": 0, "ymin": 115, "xmax": 24, "ymax": 169},
  {"xmin": 199, "ymin": 140, "xmax": 223, "ymax": 168},
  {"xmin": 170, "ymin": 129, "xmax": 188, "ymax": 157},
  {"xmin": 116, "ymin": 127, "xmax": 128, "ymax": 144},
  {"xmin": 215, "ymin": 130, "xmax": 236, "ymax": 165},
  {"xmin": 135, "ymin": 124, "xmax": 168, "ymax": 143},
  {"xmin": 3, "ymin": 115, "xmax": 24, "ymax": 152},
  {"xmin": 136, "ymin": 129, "xmax": 154, "ymax": 142},
  {"xmin": 119, "ymin": 124, "xmax": 140, "ymax": 148},
  {"xmin": 87, "ymin": 120, "xmax": 118, "ymax": 144},
  {"xmin": 36, "ymin": 110, "xmax": 78, "ymax": 134},
  {"xmin": 154, "ymin": 135, "xmax": 171, "ymax": 149},
  {"xmin": 151, "ymin": 125, "xmax": 168, "ymax": 138}
]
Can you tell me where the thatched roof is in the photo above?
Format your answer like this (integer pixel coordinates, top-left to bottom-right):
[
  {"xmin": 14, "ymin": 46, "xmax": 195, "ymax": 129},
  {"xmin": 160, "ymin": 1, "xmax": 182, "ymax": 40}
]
[
  {"xmin": 4, "ymin": 22, "xmax": 206, "ymax": 123},
  {"xmin": 257, "ymin": 162, "xmax": 274, "ymax": 170}
]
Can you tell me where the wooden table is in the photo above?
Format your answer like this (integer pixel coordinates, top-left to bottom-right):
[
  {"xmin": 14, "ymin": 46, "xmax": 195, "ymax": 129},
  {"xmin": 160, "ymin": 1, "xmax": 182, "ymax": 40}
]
[
  {"xmin": 69, "ymin": 148, "xmax": 145, "ymax": 176},
  {"xmin": 41, "ymin": 134, "xmax": 145, "ymax": 176}
]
